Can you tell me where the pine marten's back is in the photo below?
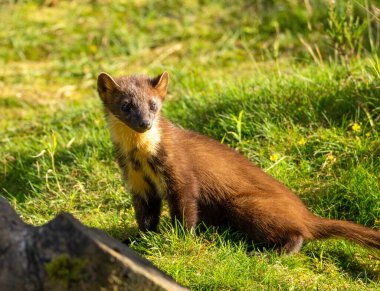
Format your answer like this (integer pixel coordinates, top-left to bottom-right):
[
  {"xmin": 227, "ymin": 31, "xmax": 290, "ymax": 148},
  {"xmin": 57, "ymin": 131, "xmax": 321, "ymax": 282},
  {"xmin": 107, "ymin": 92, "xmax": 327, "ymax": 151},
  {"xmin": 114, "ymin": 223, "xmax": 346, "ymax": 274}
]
[{"xmin": 159, "ymin": 117, "xmax": 300, "ymax": 198}]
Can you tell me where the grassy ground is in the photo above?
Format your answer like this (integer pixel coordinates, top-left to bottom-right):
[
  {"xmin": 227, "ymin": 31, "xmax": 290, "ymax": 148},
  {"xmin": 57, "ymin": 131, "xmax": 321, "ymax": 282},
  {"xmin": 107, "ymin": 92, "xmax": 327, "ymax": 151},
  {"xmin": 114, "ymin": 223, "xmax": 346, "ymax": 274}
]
[{"xmin": 1, "ymin": 0, "xmax": 380, "ymax": 289}]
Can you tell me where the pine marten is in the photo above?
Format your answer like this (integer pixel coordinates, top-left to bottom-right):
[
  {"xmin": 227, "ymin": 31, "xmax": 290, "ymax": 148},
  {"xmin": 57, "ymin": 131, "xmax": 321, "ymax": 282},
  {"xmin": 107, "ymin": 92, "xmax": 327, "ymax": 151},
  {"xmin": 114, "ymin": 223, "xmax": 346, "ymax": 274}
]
[{"xmin": 97, "ymin": 71, "xmax": 380, "ymax": 254}]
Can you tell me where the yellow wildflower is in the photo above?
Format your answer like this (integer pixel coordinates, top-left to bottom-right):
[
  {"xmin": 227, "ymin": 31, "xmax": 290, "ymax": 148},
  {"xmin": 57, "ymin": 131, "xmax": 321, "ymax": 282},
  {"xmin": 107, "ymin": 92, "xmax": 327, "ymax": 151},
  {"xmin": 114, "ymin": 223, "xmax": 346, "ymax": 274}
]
[
  {"xmin": 89, "ymin": 45, "xmax": 98, "ymax": 53},
  {"xmin": 327, "ymin": 152, "xmax": 336, "ymax": 162},
  {"xmin": 298, "ymin": 137, "xmax": 307, "ymax": 146},
  {"xmin": 270, "ymin": 154, "xmax": 279, "ymax": 162},
  {"xmin": 352, "ymin": 122, "xmax": 361, "ymax": 132}
]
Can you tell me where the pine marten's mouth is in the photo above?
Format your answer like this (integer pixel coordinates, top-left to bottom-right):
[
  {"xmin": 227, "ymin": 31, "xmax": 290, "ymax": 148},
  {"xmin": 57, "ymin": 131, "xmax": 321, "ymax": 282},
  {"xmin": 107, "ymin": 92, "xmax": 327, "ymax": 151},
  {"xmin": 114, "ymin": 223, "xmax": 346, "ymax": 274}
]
[
  {"xmin": 129, "ymin": 119, "xmax": 152, "ymax": 133},
  {"xmin": 133, "ymin": 126, "xmax": 152, "ymax": 133},
  {"xmin": 111, "ymin": 112, "xmax": 152, "ymax": 133},
  {"xmin": 126, "ymin": 120, "xmax": 152, "ymax": 133},
  {"xmin": 122, "ymin": 119, "xmax": 152, "ymax": 133}
]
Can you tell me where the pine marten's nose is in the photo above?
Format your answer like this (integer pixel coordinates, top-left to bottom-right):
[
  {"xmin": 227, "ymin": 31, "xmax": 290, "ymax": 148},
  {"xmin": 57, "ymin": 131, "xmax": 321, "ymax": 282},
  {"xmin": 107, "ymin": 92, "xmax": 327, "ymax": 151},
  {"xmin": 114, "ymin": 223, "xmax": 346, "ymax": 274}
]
[{"xmin": 139, "ymin": 120, "xmax": 152, "ymax": 130}]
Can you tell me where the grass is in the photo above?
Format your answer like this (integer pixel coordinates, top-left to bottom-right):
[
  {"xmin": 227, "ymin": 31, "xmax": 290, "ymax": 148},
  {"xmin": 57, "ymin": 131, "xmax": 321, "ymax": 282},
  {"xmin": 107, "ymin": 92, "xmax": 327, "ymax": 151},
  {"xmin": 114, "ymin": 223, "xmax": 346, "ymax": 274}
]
[{"xmin": 1, "ymin": 0, "xmax": 380, "ymax": 289}]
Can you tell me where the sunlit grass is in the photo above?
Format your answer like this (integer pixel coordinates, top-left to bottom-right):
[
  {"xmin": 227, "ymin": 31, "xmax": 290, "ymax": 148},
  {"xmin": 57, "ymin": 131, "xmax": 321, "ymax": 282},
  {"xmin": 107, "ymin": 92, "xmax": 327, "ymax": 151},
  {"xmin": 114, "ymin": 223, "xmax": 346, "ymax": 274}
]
[{"xmin": 1, "ymin": 0, "xmax": 380, "ymax": 289}]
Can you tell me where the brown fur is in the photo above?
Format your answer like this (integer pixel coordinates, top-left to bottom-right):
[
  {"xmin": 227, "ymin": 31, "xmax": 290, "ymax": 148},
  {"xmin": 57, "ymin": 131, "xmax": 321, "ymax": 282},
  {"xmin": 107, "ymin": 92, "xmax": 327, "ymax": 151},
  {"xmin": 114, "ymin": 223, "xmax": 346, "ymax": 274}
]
[{"xmin": 97, "ymin": 72, "xmax": 380, "ymax": 254}]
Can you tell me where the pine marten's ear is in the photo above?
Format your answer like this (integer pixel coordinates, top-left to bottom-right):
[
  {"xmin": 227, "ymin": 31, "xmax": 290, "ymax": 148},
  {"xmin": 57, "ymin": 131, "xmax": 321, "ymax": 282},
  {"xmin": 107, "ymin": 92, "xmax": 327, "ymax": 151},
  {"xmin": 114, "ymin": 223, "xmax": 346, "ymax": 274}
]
[
  {"xmin": 97, "ymin": 72, "xmax": 120, "ymax": 102},
  {"xmin": 151, "ymin": 71, "xmax": 169, "ymax": 99}
]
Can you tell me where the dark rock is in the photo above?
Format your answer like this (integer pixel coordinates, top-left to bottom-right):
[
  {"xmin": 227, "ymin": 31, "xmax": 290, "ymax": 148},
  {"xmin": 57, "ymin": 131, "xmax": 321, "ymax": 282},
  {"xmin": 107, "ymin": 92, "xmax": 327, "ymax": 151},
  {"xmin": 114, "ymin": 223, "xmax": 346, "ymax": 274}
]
[{"xmin": 0, "ymin": 196, "xmax": 187, "ymax": 291}]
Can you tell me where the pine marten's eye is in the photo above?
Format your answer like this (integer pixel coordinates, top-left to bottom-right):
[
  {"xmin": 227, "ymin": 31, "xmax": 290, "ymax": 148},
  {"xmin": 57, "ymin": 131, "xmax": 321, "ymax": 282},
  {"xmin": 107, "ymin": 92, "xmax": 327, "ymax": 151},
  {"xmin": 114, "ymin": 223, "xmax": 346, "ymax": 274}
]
[
  {"xmin": 121, "ymin": 102, "xmax": 132, "ymax": 112},
  {"xmin": 149, "ymin": 101, "xmax": 158, "ymax": 112}
]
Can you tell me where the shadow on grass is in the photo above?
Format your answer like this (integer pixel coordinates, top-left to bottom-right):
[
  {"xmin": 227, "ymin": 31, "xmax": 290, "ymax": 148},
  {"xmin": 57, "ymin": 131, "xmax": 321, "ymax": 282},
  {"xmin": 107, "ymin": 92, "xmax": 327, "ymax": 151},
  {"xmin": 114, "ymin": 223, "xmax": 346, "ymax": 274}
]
[
  {"xmin": 332, "ymin": 248, "xmax": 380, "ymax": 282},
  {"xmin": 0, "ymin": 139, "xmax": 113, "ymax": 202},
  {"xmin": 167, "ymin": 79, "xmax": 380, "ymax": 138},
  {"xmin": 0, "ymin": 152, "xmax": 53, "ymax": 202},
  {"xmin": 102, "ymin": 224, "xmax": 140, "ymax": 244},
  {"xmin": 305, "ymin": 241, "xmax": 380, "ymax": 283}
]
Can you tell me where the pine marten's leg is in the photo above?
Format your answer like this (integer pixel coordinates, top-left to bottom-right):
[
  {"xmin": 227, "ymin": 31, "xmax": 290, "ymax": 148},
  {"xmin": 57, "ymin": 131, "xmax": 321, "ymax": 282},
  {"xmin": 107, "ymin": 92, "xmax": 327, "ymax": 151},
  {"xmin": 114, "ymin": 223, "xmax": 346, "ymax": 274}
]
[
  {"xmin": 278, "ymin": 234, "xmax": 304, "ymax": 255},
  {"xmin": 132, "ymin": 193, "xmax": 162, "ymax": 232},
  {"xmin": 167, "ymin": 179, "xmax": 199, "ymax": 229}
]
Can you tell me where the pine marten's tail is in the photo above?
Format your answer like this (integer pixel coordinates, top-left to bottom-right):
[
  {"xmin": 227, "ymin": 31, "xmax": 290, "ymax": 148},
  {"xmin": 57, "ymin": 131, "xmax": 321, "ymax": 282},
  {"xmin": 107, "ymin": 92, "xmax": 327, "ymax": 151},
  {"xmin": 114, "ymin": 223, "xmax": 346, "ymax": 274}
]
[{"xmin": 308, "ymin": 216, "xmax": 380, "ymax": 250}]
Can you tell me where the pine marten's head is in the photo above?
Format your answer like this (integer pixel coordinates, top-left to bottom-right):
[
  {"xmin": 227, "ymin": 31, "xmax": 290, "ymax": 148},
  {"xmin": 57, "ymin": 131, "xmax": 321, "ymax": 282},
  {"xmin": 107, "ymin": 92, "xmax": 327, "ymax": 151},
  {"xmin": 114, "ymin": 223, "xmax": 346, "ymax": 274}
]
[{"xmin": 97, "ymin": 72, "xmax": 169, "ymax": 133}]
